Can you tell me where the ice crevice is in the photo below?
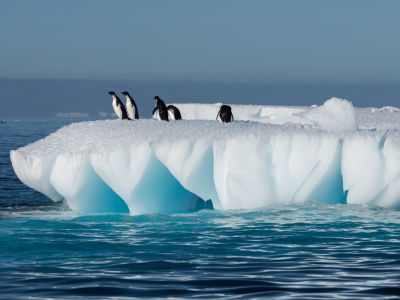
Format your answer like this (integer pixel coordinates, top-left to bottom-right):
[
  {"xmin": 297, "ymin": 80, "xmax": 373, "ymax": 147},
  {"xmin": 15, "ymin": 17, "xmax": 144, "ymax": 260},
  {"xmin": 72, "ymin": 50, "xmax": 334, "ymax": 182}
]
[
  {"xmin": 50, "ymin": 153, "xmax": 129, "ymax": 213},
  {"xmin": 10, "ymin": 98, "xmax": 400, "ymax": 214}
]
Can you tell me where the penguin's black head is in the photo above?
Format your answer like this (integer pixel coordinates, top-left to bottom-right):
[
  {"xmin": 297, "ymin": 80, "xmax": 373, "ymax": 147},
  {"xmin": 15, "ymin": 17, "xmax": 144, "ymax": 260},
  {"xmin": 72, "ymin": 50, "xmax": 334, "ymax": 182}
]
[
  {"xmin": 153, "ymin": 96, "xmax": 166, "ymax": 107},
  {"xmin": 122, "ymin": 91, "xmax": 129, "ymax": 96},
  {"xmin": 108, "ymin": 91, "xmax": 116, "ymax": 96},
  {"xmin": 221, "ymin": 104, "xmax": 231, "ymax": 111}
]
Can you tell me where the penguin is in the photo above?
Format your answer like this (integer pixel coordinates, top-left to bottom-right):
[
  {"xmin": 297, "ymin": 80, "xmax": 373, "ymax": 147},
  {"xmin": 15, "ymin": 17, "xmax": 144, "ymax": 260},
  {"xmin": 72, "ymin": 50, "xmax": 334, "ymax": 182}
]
[
  {"xmin": 216, "ymin": 105, "xmax": 234, "ymax": 123},
  {"xmin": 122, "ymin": 91, "xmax": 139, "ymax": 119},
  {"xmin": 152, "ymin": 96, "xmax": 169, "ymax": 121},
  {"xmin": 167, "ymin": 105, "xmax": 182, "ymax": 120},
  {"xmin": 108, "ymin": 91, "xmax": 129, "ymax": 120}
]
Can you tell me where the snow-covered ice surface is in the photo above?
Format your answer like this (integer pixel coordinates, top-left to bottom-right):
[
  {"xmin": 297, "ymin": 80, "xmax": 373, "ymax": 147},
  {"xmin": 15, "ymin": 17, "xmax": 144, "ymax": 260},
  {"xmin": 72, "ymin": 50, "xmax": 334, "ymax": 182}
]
[
  {"xmin": 355, "ymin": 106, "xmax": 400, "ymax": 131},
  {"xmin": 176, "ymin": 97, "xmax": 356, "ymax": 132},
  {"xmin": 10, "ymin": 98, "xmax": 400, "ymax": 214}
]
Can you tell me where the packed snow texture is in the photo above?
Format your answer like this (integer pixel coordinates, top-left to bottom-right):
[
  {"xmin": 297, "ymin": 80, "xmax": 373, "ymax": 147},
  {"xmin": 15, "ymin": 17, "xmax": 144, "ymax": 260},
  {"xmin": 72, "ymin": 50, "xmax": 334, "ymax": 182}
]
[{"xmin": 10, "ymin": 98, "xmax": 400, "ymax": 214}]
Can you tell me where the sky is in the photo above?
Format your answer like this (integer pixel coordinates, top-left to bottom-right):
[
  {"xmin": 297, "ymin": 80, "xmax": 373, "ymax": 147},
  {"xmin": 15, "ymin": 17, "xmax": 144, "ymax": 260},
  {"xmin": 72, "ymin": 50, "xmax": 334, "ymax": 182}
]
[
  {"xmin": 0, "ymin": 1, "xmax": 400, "ymax": 117},
  {"xmin": 1, "ymin": 0, "xmax": 400, "ymax": 82}
]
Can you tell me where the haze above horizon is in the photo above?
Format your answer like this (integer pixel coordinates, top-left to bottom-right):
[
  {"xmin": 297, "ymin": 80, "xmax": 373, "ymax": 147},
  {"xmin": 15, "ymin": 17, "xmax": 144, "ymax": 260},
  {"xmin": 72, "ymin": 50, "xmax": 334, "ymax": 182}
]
[{"xmin": 1, "ymin": 1, "xmax": 400, "ymax": 82}]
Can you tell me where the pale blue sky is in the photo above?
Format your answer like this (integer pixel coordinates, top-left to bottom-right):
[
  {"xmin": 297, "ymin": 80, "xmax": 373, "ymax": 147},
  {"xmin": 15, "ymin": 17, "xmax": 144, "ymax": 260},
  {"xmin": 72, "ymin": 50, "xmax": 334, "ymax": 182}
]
[{"xmin": 1, "ymin": 0, "xmax": 400, "ymax": 82}]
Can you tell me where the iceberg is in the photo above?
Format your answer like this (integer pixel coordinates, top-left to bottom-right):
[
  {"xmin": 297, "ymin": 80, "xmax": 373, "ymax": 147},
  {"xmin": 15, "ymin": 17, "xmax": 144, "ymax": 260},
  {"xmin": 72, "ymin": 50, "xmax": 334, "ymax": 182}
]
[{"xmin": 10, "ymin": 98, "xmax": 400, "ymax": 214}]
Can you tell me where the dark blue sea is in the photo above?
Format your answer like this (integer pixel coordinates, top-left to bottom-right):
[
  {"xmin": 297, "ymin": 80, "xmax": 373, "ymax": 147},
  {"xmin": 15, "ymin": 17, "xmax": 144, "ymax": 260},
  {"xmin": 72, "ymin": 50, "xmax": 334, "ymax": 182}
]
[{"xmin": 1, "ymin": 118, "xmax": 400, "ymax": 299}]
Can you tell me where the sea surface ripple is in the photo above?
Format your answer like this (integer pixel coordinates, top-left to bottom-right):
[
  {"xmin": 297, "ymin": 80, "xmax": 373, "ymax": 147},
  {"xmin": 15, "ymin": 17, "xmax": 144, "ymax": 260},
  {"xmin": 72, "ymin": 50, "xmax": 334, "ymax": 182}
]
[{"xmin": 1, "ymin": 118, "xmax": 399, "ymax": 299}]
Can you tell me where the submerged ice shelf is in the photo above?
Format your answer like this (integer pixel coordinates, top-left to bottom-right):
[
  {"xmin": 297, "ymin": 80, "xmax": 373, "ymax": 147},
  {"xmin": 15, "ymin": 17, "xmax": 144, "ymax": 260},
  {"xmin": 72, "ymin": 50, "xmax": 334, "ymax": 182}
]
[{"xmin": 10, "ymin": 98, "xmax": 400, "ymax": 214}]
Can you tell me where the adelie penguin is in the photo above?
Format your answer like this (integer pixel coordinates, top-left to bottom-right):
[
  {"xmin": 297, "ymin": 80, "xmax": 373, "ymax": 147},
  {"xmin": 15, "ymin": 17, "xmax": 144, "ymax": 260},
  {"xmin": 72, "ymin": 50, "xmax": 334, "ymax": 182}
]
[
  {"xmin": 152, "ymin": 96, "xmax": 169, "ymax": 121},
  {"xmin": 167, "ymin": 105, "xmax": 182, "ymax": 120},
  {"xmin": 216, "ymin": 105, "xmax": 234, "ymax": 123},
  {"xmin": 122, "ymin": 91, "xmax": 139, "ymax": 119},
  {"xmin": 108, "ymin": 91, "xmax": 129, "ymax": 120}
]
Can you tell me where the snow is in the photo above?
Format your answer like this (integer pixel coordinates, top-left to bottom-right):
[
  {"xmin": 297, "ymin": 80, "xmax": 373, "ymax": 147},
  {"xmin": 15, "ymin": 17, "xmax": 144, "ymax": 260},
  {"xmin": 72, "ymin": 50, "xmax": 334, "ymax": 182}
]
[
  {"xmin": 175, "ymin": 97, "xmax": 356, "ymax": 132},
  {"xmin": 10, "ymin": 98, "xmax": 400, "ymax": 214}
]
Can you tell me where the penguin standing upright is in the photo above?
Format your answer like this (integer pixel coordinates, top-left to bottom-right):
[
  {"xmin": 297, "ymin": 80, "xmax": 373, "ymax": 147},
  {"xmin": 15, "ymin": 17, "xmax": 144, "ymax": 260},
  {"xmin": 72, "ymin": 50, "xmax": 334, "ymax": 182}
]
[
  {"xmin": 216, "ymin": 105, "xmax": 234, "ymax": 123},
  {"xmin": 152, "ymin": 96, "xmax": 169, "ymax": 121},
  {"xmin": 108, "ymin": 91, "xmax": 129, "ymax": 120},
  {"xmin": 122, "ymin": 91, "xmax": 139, "ymax": 119},
  {"xmin": 166, "ymin": 105, "xmax": 182, "ymax": 120}
]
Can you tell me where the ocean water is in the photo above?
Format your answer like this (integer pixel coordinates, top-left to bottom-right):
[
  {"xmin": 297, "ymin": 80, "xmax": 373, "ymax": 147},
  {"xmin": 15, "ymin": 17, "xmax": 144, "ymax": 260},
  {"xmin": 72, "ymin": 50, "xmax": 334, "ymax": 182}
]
[{"xmin": 1, "ymin": 119, "xmax": 400, "ymax": 299}]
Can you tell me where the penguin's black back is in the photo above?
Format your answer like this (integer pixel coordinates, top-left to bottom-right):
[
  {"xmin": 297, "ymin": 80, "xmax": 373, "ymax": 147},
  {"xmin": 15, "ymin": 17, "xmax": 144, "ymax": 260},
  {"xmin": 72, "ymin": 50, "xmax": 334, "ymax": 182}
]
[
  {"xmin": 158, "ymin": 106, "xmax": 169, "ymax": 121},
  {"xmin": 167, "ymin": 105, "xmax": 182, "ymax": 120},
  {"xmin": 126, "ymin": 92, "xmax": 140, "ymax": 119},
  {"xmin": 217, "ymin": 105, "xmax": 234, "ymax": 123},
  {"xmin": 120, "ymin": 106, "xmax": 129, "ymax": 120},
  {"xmin": 116, "ymin": 96, "xmax": 129, "ymax": 120},
  {"xmin": 133, "ymin": 103, "xmax": 139, "ymax": 119}
]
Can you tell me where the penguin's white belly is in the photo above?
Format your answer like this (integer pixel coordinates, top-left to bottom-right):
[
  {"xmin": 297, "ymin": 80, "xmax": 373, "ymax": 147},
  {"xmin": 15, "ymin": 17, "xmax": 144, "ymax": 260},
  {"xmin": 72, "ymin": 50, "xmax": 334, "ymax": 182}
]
[
  {"xmin": 153, "ymin": 110, "xmax": 161, "ymax": 121},
  {"xmin": 112, "ymin": 100, "xmax": 123, "ymax": 119},
  {"xmin": 217, "ymin": 115, "xmax": 222, "ymax": 123},
  {"xmin": 168, "ymin": 110, "xmax": 175, "ymax": 121},
  {"xmin": 126, "ymin": 102, "xmax": 135, "ymax": 119}
]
